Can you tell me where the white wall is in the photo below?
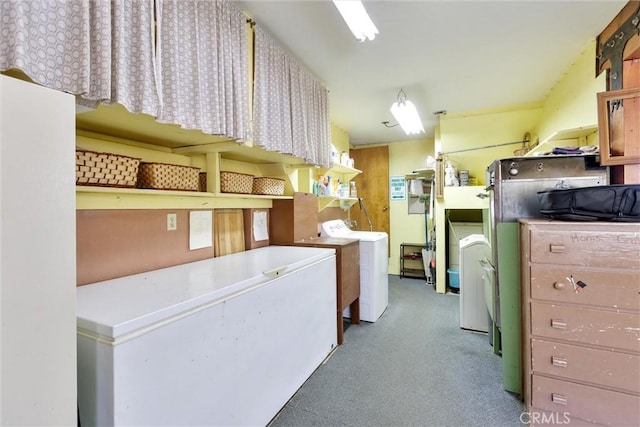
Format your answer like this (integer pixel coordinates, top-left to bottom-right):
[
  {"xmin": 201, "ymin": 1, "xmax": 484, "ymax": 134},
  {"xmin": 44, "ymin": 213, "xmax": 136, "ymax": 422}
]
[
  {"xmin": 0, "ymin": 75, "xmax": 77, "ymax": 426},
  {"xmin": 388, "ymin": 138, "xmax": 435, "ymax": 275}
]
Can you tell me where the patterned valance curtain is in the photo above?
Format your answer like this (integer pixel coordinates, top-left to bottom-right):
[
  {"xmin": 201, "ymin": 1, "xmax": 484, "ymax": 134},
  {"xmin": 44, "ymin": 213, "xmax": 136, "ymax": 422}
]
[
  {"xmin": 1, "ymin": 0, "xmax": 249, "ymax": 142},
  {"xmin": 253, "ymin": 24, "xmax": 331, "ymax": 166},
  {"xmin": 0, "ymin": 0, "xmax": 160, "ymax": 116},
  {"xmin": 155, "ymin": 0, "xmax": 250, "ymax": 142},
  {"xmin": 289, "ymin": 60, "xmax": 331, "ymax": 167},
  {"xmin": 253, "ymin": 25, "xmax": 294, "ymax": 156}
]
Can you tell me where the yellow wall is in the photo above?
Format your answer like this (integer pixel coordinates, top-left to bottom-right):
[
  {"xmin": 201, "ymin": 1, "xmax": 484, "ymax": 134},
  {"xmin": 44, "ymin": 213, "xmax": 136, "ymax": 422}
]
[
  {"xmin": 331, "ymin": 123, "xmax": 350, "ymax": 154},
  {"xmin": 438, "ymin": 103, "xmax": 543, "ymax": 185},
  {"xmin": 388, "ymin": 138, "xmax": 435, "ymax": 275},
  {"xmin": 535, "ymin": 39, "xmax": 607, "ymax": 142}
]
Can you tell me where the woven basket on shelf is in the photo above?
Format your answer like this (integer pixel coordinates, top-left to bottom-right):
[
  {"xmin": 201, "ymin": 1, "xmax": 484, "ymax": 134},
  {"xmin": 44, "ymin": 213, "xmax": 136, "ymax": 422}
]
[
  {"xmin": 220, "ymin": 171, "xmax": 254, "ymax": 194},
  {"xmin": 76, "ymin": 150, "xmax": 141, "ymax": 188},
  {"xmin": 252, "ymin": 177, "xmax": 285, "ymax": 195},
  {"xmin": 136, "ymin": 162, "xmax": 200, "ymax": 191}
]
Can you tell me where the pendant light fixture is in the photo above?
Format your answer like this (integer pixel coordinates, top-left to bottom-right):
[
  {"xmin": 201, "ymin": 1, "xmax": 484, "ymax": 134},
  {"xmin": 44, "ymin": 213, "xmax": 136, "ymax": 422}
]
[
  {"xmin": 390, "ymin": 89, "xmax": 425, "ymax": 135},
  {"xmin": 333, "ymin": 1, "xmax": 378, "ymax": 42}
]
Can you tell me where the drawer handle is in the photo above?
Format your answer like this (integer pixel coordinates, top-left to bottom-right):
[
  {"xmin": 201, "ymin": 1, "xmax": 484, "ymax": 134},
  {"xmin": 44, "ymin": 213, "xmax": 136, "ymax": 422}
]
[
  {"xmin": 551, "ymin": 319, "xmax": 567, "ymax": 329},
  {"xmin": 551, "ymin": 356, "xmax": 568, "ymax": 368},
  {"xmin": 552, "ymin": 393, "xmax": 568, "ymax": 405},
  {"xmin": 553, "ymin": 282, "xmax": 565, "ymax": 290},
  {"xmin": 550, "ymin": 244, "xmax": 566, "ymax": 253}
]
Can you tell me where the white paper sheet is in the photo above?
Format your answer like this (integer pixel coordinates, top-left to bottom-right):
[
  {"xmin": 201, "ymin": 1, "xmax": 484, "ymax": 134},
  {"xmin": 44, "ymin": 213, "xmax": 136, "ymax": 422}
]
[
  {"xmin": 189, "ymin": 210, "xmax": 213, "ymax": 250},
  {"xmin": 253, "ymin": 211, "xmax": 269, "ymax": 241}
]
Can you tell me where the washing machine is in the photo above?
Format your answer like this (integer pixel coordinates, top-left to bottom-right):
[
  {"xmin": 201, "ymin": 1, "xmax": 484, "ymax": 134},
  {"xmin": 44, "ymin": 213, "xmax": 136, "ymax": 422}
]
[{"xmin": 320, "ymin": 219, "xmax": 388, "ymax": 322}]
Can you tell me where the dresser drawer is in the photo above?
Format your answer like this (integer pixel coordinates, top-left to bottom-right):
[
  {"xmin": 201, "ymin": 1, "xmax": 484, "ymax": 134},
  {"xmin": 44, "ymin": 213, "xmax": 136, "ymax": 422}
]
[
  {"xmin": 530, "ymin": 265, "xmax": 640, "ymax": 310},
  {"xmin": 532, "ymin": 375, "xmax": 639, "ymax": 426},
  {"xmin": 530, "ymin": 302, "xmax": 640, "ymax": 352},
  {"xmin": 531, "ymin": 339, "xmax": 640, "ymax": 393},
  {"xmin": 528, "ymin": 228, "xmax": 640, "ymax": 268},
  {"xmin": 526, "ymin": 408, "xmax": 606, "ymax": 427}
]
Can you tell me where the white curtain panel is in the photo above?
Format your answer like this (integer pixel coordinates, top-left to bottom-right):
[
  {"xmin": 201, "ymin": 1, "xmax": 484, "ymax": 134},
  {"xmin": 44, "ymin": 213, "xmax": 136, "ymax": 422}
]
[
  {"xmin": 0, "ymin": 0, "xmax": 160, "ymax": 116},
  {"xmin": 253, "ymin": 24, "xmax": 331, "ymax": 166},
  {"xmin": 155, "ymin": 0, "xmax": 250, "ymax": 142},
  {"xmin": 313, "ymin": 82, "xmax": 331, "ymax": 167},
  {"xmin": 289, "ymin": 60, "xmax": 331, "ymax": 166},
  {"xmin": 90, "ymin": 0, "xmax": 160, "ymax": 116},
  {"xmin": 253, "ymin": 24, "xmax": 294, "ymax": 156},
  {"xmin": 0, "ymin": 0, "xmax": 109, "ymax": 98}
]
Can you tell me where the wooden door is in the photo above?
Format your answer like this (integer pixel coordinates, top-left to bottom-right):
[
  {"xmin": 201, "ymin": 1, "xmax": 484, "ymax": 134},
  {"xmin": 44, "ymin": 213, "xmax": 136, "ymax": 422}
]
[{"xmin": 349, "ymin": 146, "xmax": 390, "ymax": 238}]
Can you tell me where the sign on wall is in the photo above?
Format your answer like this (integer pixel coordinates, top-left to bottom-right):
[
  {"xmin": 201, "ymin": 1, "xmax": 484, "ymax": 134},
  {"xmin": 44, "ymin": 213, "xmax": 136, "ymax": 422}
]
[{"xmin": 389, "ymin": 176, "xmax": 406, "ymax": 201}]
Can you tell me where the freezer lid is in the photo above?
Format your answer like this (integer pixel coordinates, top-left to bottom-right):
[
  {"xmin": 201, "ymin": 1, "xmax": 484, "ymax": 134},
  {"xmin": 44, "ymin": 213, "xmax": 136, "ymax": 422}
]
[
  {"xmin": 76, "ymin": 246, "xmax": 335, "ymax": 341},
  {"xmin": 459, "ymin": 234, "xmax": 489, "ymax": 248}
]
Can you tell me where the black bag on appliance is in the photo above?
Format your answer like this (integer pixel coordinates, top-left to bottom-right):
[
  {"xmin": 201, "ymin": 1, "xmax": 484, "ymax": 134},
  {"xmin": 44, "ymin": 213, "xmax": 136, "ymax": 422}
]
[{"xmin": 537, "ymin": 184, "xmax": 640, "ymax": 222}]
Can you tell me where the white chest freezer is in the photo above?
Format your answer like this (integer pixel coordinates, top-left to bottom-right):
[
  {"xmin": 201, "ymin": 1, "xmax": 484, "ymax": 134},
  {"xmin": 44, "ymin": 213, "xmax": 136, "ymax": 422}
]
[{"xmin": 76, "ymin": 246, "xmax": 337, "ymax": 427}]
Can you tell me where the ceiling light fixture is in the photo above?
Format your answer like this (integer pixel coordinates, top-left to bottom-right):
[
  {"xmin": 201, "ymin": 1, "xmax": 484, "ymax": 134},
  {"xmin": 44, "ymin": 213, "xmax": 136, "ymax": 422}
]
[
  {"xmin": 333, "ymin": 1, "xmax": 378, "ymax": 42},
  {"xmin": 390, "ymin": 89, "xmax": 425, "ymax": 135}
]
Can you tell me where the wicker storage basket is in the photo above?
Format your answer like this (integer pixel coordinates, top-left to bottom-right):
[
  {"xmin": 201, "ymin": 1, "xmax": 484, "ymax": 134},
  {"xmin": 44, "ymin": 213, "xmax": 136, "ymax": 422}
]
[
  {"xmin": 220, "ymin": 171, "xmax": 254, "ymax": 194},
  {"xmin": 76, "ymin": 150, "xmax": 141, "ymax": 188},
  {"xmin": 199, "ymin": 172, "xmax": 207, "ymax": 192},
  {"xmin": 252, "ymin": 177, "xmax": 285, "ymax": 195},
  {"xmin": 136, "ymin": 162, "xmax": 200, "ymax": 191}
]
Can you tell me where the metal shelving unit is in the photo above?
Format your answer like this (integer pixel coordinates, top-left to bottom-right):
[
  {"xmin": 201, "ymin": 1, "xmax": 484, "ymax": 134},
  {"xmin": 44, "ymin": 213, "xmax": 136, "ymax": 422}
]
[{"xmin": 400, "ymin": 243, "xmax": 427, "ymax": 279}]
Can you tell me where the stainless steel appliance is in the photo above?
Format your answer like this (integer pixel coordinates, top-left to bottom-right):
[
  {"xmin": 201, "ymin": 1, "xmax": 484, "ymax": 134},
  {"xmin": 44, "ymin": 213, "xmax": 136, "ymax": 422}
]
[{"xmin": 485, "ymin": 154, "xmax": 608, "ymax": 395}]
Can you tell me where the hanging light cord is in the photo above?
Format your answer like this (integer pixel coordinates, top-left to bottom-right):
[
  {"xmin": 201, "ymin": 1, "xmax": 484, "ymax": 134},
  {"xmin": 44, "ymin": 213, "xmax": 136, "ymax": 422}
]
[
  {"xmin": 396, "ymin": 88, "xmax": 408, "ymax": 105},
  {"xmin": 382, "ymin": 88, "xmax": 410, "ymax": 128}
]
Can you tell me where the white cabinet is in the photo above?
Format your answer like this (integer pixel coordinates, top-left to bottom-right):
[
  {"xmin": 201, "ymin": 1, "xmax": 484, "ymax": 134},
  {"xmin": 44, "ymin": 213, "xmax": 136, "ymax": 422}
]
[
  {"xmin": 77, "ymin": 246, "xmax": 337, "ymax": 426},
  {"xmin": 0, "ymin": 75, "xmax": 77, "ymax": 425}
]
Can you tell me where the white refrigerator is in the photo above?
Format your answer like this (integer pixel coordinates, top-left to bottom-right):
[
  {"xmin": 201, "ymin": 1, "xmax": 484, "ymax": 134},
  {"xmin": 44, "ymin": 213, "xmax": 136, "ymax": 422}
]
[{"xmin": 77, "ymin": 246, "xmax": 337, "ymax": 427}]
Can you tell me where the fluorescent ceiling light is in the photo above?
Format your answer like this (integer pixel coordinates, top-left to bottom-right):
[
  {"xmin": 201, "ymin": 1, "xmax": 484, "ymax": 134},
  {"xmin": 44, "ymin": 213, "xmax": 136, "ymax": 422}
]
[
  {"xmin": 390, "ymin": 90, "xmax": 425, "ymax": 135},
  {"xmin": 333, "ymin": 1, "xmax": 378, "ymax": 42}
]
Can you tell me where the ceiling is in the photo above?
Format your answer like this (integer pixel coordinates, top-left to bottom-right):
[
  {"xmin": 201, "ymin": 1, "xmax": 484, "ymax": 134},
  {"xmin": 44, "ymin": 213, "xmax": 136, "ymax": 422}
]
[{"xmin": 235, "ymin": 0, "xmax": 627, "ymax": 146}]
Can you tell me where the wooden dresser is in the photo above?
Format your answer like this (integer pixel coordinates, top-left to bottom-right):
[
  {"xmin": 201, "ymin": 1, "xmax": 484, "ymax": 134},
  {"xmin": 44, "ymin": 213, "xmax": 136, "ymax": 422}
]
[{"xmin": 520, "ymin": 220, "xmax": 640, "ymax": 426}]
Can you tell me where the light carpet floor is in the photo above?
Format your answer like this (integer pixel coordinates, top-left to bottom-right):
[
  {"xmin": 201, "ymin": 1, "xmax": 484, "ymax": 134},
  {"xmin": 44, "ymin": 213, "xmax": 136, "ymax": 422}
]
[{"xmin": 269, "ymin": 275, "xmax": 524, "ymax": 427}]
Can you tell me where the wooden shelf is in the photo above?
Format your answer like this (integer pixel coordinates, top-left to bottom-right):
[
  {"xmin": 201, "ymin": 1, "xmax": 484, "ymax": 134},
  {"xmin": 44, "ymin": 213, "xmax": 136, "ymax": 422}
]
[
  {"xmin": 76, "ymin": 186, "xmax": 291, "ymax": 210},
  {"xmin": 317, "ymin": 164, "xmax": 361, "ymax": 183},
  {"xmin": 524, "ymin": 125, "xmax": 598, "ymax": 157},
  {"xmin": 76, "ymin": 108, "xmax": 360, "ymax": 211},
  {"xmin": 318, "ymin": 196, "xmax": 359, "ymax": 211}
]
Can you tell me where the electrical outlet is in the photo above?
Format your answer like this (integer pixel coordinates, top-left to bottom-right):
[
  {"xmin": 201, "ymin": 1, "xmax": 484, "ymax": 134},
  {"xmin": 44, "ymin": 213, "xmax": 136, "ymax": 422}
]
[{"xmin": 167, "ymin": 213, "xmax": 177, "ymax": 231}]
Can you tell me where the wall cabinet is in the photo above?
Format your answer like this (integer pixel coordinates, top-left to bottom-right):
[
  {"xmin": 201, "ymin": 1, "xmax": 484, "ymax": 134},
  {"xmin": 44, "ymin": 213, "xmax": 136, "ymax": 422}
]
[{"xmin": 520, "ymin": 219, "xmax": 640, "ymax": 426}]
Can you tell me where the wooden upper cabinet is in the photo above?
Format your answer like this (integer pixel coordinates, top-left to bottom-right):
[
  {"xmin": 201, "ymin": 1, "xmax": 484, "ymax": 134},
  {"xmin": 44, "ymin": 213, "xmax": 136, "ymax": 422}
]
[
  {"xmin": 596, "ymin": 1, "xmax": 640, "ymax": 178},
  {"xmin": 596, "ymin": 1, "xmax": 640, "ymax": 80}
]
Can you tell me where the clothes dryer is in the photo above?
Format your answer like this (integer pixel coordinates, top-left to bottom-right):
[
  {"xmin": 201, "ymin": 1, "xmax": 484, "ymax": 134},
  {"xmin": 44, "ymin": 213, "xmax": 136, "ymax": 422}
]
[{"xmin": 320, "ymin": 220, "xmax": 388, "ymax": 322}]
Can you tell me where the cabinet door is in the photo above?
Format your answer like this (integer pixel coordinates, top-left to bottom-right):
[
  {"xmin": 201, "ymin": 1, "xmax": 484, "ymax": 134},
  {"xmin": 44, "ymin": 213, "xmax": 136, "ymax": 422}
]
[{"xmin": 215, "ymin": 209, "xmax": 245, "ymax": 256}]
